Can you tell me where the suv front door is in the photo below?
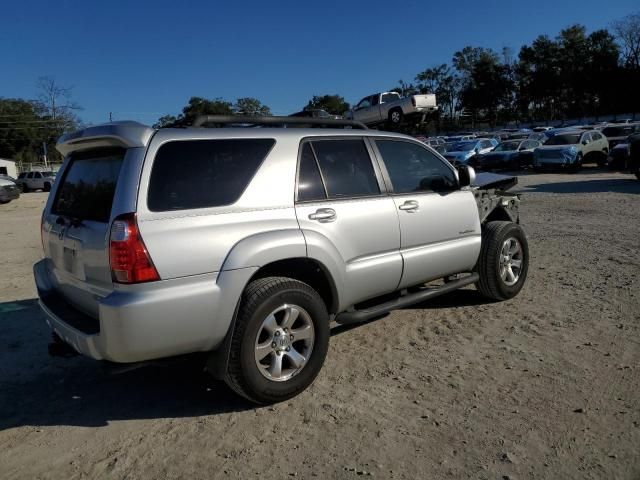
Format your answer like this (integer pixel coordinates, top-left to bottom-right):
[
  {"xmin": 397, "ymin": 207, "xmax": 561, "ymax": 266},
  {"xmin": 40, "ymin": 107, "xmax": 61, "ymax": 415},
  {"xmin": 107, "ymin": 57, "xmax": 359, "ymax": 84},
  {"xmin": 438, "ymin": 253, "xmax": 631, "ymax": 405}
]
[
  {"xmin": 295, "ymin": 138, "xmax": 402, "ymax": 308},
  {"xmin": 372, "ymin": 138, "xmax": 481, "ymax": 289}
]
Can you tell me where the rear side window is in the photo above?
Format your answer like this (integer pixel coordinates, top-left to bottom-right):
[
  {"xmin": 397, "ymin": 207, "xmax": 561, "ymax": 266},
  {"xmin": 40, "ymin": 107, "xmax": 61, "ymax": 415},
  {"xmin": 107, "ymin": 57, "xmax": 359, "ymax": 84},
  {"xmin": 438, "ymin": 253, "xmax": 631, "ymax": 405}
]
[
  {"xmin": 52, "ymin": 148, "xmax": 125, "ymax": 222},
  {"xmin": 375, "ymin": 140, "xmax": 458, "ymax": 194},
  {"xmin": 18, "ymin": 172, "xmax": 26, "ymax": 179},
  {"xmin": 310, "ymin": 139, "xmax": 380, "ymax": 198},
  {"xmin": 148, "ymin": 139, "xmax": 274, "ymax": 211},
  {"xmin": 297, "ymin": 143, "xmax": 326, "ymax": 202}
]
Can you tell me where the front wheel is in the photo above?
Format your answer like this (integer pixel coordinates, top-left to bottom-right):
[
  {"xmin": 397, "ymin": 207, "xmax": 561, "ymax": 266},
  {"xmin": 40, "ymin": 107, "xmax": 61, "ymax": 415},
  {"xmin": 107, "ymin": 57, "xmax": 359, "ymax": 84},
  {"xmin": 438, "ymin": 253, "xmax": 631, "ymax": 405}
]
[
  {"xmin": 475, "ymin": 221, "xmax": 529, "ymax": 301},
  {"xmin": 569, "ymin": 153, "xmax": 582, "ymax": 173},
  {"xmin": 224, "ymin": 277, "xmax": 329, "ymax": 404}
]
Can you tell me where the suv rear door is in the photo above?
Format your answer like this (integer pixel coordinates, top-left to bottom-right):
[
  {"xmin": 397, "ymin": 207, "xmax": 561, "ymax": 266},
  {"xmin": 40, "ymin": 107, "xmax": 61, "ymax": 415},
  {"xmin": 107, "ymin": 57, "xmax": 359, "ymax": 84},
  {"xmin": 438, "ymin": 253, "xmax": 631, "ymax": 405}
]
[
  {"xmin": 294, "ymin": 137, "xmax": 402, "ymax": 307},
  {"xmin": 371, "ymin": 138, "xmax": 481, "ymax": 289},
  {"xmin": 43, "ymin": 148, "xmax": 127, "ymax": 317}
]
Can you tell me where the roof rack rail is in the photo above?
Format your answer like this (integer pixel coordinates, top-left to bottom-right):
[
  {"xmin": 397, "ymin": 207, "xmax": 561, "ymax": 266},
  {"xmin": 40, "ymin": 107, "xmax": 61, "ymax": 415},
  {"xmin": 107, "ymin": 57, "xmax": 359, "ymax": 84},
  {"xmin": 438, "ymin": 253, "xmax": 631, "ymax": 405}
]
[{"xmin": 192, "ymin": 115, "xmax": 368, "ymax": 130}]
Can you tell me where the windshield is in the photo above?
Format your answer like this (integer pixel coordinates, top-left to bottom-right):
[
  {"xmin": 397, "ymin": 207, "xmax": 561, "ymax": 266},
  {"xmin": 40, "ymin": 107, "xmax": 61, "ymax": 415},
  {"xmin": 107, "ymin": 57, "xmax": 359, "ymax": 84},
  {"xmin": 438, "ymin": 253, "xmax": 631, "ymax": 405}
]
[
  {"xmin": 450, "ymin": 141, "xmax": 477, "ymax": 152},
  {"xmin": 545, "ymin": 134, "xmax": 582, "ymax": 146},
  {"xmin": 493, "ymin": 142, "xmax": 520, "ymax": 152},
  {"xmin": 602, "ymin": 126, "xmax": 633, "ymax": 137}
]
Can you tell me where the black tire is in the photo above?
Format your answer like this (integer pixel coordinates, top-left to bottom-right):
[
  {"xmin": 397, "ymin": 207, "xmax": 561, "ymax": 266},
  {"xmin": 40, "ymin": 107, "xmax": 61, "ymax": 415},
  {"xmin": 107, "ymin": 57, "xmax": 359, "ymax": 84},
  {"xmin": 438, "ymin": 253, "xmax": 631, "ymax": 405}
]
[
  {"xmin": 21, "ymin": 183, "xmax": 28, "ymax": 193},
  {"xmin": 43, "ymin": 182, "xmax": 51, "ymax": 192},
  {"xmin": 388, "ymin": 109, "xmax": 403, "ymax": 126},
  {"xmin": 569, "ymin": 153, "xmax": 582, "ymax": 173},
  {"xmin": 475, "ymin": 221, "xmax": 529, "ymax": 301},
  {"xmin": 225, "ymin": 276, "xmax": 329, "ymax": 404}
]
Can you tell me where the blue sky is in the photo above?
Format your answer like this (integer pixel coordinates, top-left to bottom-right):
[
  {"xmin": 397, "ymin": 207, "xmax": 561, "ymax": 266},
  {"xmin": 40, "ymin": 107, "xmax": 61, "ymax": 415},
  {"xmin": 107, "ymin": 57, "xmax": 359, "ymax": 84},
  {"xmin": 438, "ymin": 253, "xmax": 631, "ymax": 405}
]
[{"xmin": 1, "ymin": 0, "xmax": 637, "ymax": 125}]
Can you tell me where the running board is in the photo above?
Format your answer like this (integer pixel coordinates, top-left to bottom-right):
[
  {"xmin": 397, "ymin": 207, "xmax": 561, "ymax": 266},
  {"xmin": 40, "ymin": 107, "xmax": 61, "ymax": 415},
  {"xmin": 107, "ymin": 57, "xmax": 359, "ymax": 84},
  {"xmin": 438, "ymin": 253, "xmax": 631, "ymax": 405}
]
[{"xmin": 335, "ymin": 273, "xmax": 479, "ymax": 325}]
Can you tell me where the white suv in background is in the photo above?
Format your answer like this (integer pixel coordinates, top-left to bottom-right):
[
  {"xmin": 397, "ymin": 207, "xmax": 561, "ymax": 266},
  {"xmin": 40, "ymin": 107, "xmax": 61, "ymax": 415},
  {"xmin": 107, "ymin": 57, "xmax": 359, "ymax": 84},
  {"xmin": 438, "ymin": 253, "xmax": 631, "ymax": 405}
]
[{"xmin": 17, "ymin": 170, "xmax": 57, "ymax": 192}]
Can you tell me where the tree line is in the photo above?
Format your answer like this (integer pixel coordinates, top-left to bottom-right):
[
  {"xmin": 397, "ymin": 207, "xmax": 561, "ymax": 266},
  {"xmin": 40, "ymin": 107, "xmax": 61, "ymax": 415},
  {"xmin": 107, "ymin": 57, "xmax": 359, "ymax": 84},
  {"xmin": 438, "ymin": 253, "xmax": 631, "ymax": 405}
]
[
  {"xmin": 155, "ymin": 14, "xmax": 639, "ymax": 130},
  {"xmin": 1, "ymin": 12, "xmax": 638, "ymax": 164}
]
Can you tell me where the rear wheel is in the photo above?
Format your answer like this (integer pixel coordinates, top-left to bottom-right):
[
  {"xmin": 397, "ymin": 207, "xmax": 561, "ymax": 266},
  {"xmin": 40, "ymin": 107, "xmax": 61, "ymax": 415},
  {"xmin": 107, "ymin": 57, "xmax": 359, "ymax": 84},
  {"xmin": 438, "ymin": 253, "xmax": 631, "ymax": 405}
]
[
  {"xmin": 388, "ymin": 109, "xmax": 403, "ymax": 126},
  {"xmin": 475, "ymin": 221, "xmax": 529, "ymax": 301},
  {"xmin": 43, "ymin": 182, "xmax": 51, "ymax": 192},
  {"xmin": 21, "ymin": 183, "xmax": 28, "ymax": 193},
  {"xmin": 224, "ymin": 277, "xmax": 329, "ymax": 404}
]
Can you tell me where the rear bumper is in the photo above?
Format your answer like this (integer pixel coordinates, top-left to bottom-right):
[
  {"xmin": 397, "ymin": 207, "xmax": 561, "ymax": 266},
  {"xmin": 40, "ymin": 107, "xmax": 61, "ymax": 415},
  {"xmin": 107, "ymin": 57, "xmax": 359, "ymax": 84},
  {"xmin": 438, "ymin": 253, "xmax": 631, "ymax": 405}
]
[{"xmin": 34, "ymin": 259, "xmax": 256, "ymax": 363}]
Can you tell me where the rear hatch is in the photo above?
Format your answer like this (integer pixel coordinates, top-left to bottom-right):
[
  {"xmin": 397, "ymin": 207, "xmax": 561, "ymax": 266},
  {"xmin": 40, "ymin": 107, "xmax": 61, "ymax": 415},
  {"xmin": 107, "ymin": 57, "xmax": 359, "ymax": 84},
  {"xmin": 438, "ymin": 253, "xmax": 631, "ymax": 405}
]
[{"xmin": 43, "ymin": 147, "xmax": 126, "ymax": 319}]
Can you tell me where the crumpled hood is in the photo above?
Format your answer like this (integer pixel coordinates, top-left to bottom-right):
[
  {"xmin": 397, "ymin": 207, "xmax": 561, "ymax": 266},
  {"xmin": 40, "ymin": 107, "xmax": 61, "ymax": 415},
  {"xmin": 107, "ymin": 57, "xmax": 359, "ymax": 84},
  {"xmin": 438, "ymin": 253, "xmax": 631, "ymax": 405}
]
[{"xmin": 474, "ymin": 172, "xmax": 517, "ymax": 191}]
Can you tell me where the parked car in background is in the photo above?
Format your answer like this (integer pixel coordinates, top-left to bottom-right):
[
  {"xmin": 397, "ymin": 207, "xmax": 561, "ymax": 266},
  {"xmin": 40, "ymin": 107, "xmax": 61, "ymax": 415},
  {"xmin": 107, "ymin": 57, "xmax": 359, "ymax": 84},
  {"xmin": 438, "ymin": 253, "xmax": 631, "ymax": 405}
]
[
  {"xmin": 528, "ymin": 132, "xmax": 550, "ymax": 143},
  {"xmin": 468, "ymin": 139, "xmax": 541, "ymax": 171},
  {"xmin": 0, "ymin": 176, "xmax": 20, "ymax": 203},
  {"xmin": 289, "ymin": 109, "xmax": 342, "ymax": 120},
  {"xmin": 532, "ymin": 126, "xmax": 553, "ymax": 132},
  {"xmin": 628, "ymin": 132, "xmax": 640, "ymax": 180},
  {"xmin": 443, "ymin": 138, "xmax": 498, "ymax": 165},
  {"xmin": 444, "ymin": 135, "xmax": 475, "ymax": 143},
  {"xmin": 607, "ymin": 140, "xmax": 632, "ymax": 170},
  {"xmin": 16, "ymin": 170, "xmax": 57, "ymax": 192},
  {"xmin": 415, "ymin": 136, "xmax": 446, "ymax": 148},
  {"xmin": 344, "ymin": 92, "xmax": 437, "ymax": 126},
  {"xmin": 533, "ymin": 130, "xmax": 609, "ymax": 171},
  {"xmin": 601, "ymin": 123, "xmax": 640, "ymax": 149}
]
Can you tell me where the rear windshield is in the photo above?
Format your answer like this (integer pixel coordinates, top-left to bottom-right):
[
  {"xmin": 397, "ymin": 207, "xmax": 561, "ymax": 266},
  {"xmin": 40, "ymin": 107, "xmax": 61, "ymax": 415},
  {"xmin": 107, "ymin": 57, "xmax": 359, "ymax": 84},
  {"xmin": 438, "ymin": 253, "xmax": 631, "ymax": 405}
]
[
  {"xmin": 52, "ymin": 148, "xmax": 125, "ymax": 222},
  {"xmin": 147, "ymin": 139, "xmax": 275, "ymax": 211}
]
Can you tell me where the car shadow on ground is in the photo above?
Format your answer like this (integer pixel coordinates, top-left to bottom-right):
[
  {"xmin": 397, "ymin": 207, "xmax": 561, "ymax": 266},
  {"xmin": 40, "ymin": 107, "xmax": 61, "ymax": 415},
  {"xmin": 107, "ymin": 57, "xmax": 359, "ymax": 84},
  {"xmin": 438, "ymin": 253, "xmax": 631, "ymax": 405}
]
[
  {"xmin": 0, "ymin": 299, "xmax": 254, "ymax": 431},
  {"xmin": 520, "ymin": 177, "xmax": 640, "ymax": 194}
]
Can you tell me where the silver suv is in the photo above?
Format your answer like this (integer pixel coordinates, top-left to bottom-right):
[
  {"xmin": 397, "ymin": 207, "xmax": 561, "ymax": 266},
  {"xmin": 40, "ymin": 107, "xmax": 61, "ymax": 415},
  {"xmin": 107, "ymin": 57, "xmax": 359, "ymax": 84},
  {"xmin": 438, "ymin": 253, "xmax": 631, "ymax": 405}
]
[
  {"xmin": 35, "ymin": 116, "xmax": 529, "ymax": 404},
  {"xmin": 17, "ymin": 170, "xmax": 57, "ymax": 192}
]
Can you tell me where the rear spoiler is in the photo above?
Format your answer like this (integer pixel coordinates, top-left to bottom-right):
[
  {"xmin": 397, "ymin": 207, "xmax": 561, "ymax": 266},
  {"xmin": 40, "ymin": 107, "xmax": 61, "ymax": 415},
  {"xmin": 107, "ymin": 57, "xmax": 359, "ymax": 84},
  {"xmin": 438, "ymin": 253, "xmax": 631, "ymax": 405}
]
[{"xmin": 56, "ymin": 121, "xmax": 155, "ymax": 156}]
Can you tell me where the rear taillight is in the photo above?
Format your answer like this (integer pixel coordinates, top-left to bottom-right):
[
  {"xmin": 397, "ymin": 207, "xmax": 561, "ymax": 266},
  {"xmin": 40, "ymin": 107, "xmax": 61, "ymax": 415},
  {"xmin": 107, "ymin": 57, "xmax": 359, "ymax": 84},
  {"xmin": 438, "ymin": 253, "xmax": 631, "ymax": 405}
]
[{"xmin": 109, "ymin": 213, "xmax": 160, "ymax": 284}]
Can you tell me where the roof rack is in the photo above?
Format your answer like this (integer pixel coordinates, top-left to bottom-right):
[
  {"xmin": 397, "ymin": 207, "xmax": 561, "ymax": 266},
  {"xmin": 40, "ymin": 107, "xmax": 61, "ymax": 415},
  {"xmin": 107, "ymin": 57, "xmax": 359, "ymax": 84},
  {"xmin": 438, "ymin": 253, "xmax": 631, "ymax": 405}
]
[{"xmin": 192, "ymin": 115, "xmax": 368, "ymax": 130}]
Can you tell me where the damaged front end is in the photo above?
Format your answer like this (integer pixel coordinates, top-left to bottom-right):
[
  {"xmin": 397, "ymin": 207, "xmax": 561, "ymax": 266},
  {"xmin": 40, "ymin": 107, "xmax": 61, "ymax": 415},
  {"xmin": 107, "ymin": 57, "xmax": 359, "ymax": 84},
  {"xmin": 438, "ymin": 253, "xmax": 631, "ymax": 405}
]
[{"xmin": 473, "ymin": 172, "xmax": 520, "ymax": 223}]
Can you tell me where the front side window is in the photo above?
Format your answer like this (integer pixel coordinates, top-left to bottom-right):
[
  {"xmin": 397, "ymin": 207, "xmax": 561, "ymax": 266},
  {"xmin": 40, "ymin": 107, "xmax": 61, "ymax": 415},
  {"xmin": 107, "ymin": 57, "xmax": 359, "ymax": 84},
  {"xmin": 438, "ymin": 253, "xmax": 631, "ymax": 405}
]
[
  {"xmin": 310, "ymin": 139, "xmax": 380, "ymax": 199},
  {"xmin": 147, "ymin": 139, "xmax": 274, "ymax": 211},
  {"xmin": 375, "ymin": 140, "xmax": 458, "ymax": 194}
]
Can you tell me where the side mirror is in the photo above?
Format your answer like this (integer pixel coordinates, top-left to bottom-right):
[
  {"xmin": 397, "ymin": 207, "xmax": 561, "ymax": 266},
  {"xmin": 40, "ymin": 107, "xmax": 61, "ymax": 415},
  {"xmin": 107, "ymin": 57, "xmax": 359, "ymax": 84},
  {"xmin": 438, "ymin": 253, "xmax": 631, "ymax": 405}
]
[{"xmin": 457, "ymin": 165, "xmax": 476, "ymax": 188}]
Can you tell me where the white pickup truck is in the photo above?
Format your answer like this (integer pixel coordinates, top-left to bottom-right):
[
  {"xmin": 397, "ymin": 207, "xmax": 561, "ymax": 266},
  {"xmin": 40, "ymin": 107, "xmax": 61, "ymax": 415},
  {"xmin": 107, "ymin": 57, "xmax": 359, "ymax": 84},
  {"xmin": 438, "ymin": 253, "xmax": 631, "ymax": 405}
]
[{"xmin": 345, "ymin": 92, "xmax": 437, "ymax": 126}]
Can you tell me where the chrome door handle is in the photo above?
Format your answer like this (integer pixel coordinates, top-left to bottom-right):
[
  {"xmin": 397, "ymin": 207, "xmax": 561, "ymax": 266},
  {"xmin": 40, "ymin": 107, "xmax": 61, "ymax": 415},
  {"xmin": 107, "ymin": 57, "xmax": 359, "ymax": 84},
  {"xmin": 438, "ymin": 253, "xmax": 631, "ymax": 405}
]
[
  {"xmin": 398, "ymin": 200, "xmax": 419, "ymax": 212},
  {"xmin": 308, "ymin": 208, "xmax": 336, "ymax": 222}
]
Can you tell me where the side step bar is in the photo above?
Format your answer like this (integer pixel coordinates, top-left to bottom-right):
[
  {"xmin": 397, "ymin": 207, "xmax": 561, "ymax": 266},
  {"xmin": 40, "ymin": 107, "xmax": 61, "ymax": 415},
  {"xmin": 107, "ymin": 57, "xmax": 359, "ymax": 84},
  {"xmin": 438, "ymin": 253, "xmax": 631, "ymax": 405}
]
[{"xmin": 335, "ymin": 273, "xmax": 479, "ymax": 325}]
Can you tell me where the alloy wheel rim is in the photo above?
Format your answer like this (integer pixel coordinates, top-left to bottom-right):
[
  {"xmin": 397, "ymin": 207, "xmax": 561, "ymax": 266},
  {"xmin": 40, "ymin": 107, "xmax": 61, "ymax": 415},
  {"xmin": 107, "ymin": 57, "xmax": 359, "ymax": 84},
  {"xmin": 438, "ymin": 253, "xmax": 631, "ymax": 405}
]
[
  {"xmin": 499, "ymin": 237, "xmax": 523, "ymax": 286},
  {"xmin": 254, "ymin": 304, "xmax": 315, "ymax": 382}
]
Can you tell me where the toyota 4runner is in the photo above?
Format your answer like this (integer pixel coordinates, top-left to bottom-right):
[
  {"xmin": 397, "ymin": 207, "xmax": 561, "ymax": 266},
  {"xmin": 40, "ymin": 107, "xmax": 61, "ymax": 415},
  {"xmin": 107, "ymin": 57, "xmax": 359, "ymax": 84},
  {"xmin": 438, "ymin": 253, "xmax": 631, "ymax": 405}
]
[{"xmin": 35, "ymin": 116, "xmax": 529, "ymax": 404}]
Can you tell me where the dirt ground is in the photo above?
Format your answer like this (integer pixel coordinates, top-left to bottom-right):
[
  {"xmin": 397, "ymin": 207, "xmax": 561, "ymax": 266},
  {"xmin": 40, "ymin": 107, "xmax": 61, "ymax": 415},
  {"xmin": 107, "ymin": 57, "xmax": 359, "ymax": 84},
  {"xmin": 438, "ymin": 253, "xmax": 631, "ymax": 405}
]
[{"xmin": 0, "ymin": 168, "xmax": 639, "ymax": 480}]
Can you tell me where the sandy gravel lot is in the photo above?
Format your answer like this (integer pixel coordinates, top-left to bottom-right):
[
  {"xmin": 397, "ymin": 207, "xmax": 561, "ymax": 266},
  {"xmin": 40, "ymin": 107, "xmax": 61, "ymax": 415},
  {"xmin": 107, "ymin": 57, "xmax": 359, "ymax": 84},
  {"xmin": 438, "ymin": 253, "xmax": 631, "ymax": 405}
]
[{"xmin": 0, "ymin": 168, "xmax": 639, "ymax": 479}]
